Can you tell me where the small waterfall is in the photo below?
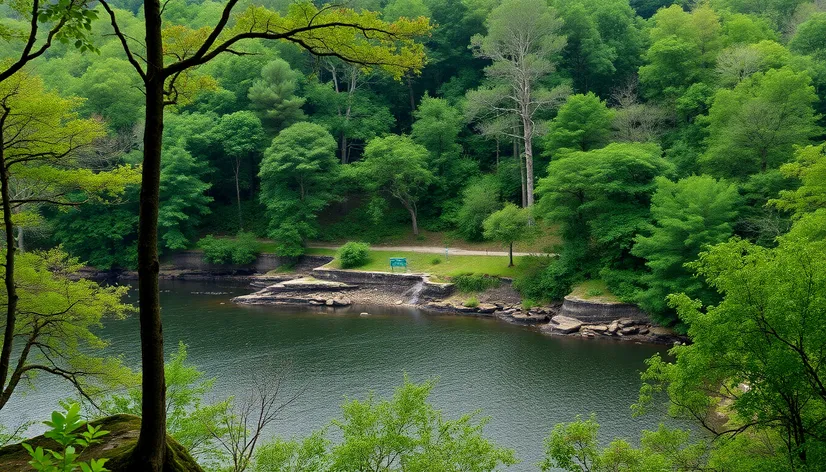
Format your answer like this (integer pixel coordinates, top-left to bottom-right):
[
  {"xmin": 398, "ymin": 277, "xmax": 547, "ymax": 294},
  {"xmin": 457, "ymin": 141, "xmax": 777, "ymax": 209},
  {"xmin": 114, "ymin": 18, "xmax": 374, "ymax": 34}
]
[{"xmin": 405, "ymin": 279, "xmax": 426, "ymax": 305}]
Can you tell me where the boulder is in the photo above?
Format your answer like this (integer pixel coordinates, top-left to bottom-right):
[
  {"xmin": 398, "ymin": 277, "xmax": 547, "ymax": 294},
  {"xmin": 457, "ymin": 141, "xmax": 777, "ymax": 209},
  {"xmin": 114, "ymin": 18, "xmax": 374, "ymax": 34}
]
[
  {"xmin": 607, "ymin": 320, "xmax": 620, "ymax": 334},
  {"xmin": 589, "ymin": 324, "xmax": 608, "ymax": 333},
  {"xmin": 476, "ymin": 303, "xmax": 498, "ymax": 314},
  {"xmin": 550, "ymin": 315, "xmax": 583, "ymax": 334},
  {"xmin": 620, "ymin": 326, "xmax": 639, "ymax": 335}
]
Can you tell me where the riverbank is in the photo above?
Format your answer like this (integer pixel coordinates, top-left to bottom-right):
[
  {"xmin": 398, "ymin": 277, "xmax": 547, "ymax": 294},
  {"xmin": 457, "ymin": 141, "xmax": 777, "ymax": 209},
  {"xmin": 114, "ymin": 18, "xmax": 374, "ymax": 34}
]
[
  {"xmin": 230, "ymin": 264, "xmax": 683, "ymax": 345},
  {"xmin": 88, "ymin": 251, "xmax": 682, "ymax": 346}
]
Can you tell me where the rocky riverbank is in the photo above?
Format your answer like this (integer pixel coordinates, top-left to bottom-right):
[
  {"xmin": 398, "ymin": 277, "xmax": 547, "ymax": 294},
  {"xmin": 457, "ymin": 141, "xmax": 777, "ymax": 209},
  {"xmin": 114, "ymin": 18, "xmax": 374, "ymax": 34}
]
[{"xmin": 232, "ymin": 270, "xmax": 684, "ymax": 345}]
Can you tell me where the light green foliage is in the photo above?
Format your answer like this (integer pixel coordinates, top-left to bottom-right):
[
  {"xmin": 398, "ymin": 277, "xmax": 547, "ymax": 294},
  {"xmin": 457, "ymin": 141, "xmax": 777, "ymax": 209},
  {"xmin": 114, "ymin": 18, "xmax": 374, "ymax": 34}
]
[
  {"xmin": 247, "ymin": 59, "xmax": 306, "ymax": 133},
  {"xmin": 198, "ymin": 233, "xmax": 261, "ymax": 265},
  {"xmin": 541, "ymin": 415, "xmax": 707, "ymax": 472},
  {"xmin": 67, "ymin": 57, "xmax": 145, "ymax": 131},
  {"xmin": 482, "ymin": 203, "xmax": 532, "ymax": 266},
  {"xmin": 455, "ymin": 176, "xmax": 502, "ymax": 241},
  {"xmin": 639, "ymin": 4, "xmax": 722, "ymax": 99},
  {"xmin": 543, "ymin": 92, "xmax": 614, "ymax": 158},
  {"xmin": 259, "ymin": 122, "xmax": 340, "ymax": 256},
  {"xmin": 0, "ymin": 249, "xmax": 134, "ymax": 410},
  {"xmin": 24, "ymin": 403, "xmax": 109, "ymax": 472},
  {"xmin": 701, "ymin": 67, "xmax": 818, "ymax": 179},
  {"xmin": 159, "ymin": 146, "xmax": 213, "ymax": 251},
  {"xmin": 632, "ymin": 176, "xmax": 740, "ymax": 327},
  {"xmin": 337, "ymin": 242, "xmax": 371, "ymax": 269},
  {"xmin": 637, "ymin": 236, "xmax": 826, "ymax": 469},
  {"xmin": 253, "ymin": 431, "xmax": 330, "ymax": 472},
  {"xmin": 452, "ymin": 273, "xmax": 501, "ymax": 293},
  {"xmin": 353, "ymin": 135, "xmax": 433, "ymax": 236},
  {"xmin": 463, "ymin": 296, "xmax": 479, "ymax": 308},
  {"xmin": 99, "ymin": 342, "xmax": 229, "ymax": 464},
  {"xmin": 772, "ymin": 144, "xmax": 826, "ymax": 218},
  {"xmin": 790, "ymin": 12, "xmax": 826, "ymax": 59},
  {"xmin": 536, "ymin": 143, "xmax": 670, "ymax": 297},
  {"xmin": 254, "ymin": 377, "xmax": 517, "ymax": 472},
  {"xmin": 383, "ymin": 0, "xmax": 431, "ymax": 21}
]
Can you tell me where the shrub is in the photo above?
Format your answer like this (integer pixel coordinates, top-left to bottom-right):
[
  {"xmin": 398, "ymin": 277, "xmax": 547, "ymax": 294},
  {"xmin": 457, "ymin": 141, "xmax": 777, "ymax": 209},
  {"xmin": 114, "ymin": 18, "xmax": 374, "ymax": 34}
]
[
  {"xmin": 430, "ymin": 257, "xmax": 442, "ymax": 265},
  {"xmin": 338, "ymin": 242, "xmax": 371, "ymax": 269},
  {"xmin": 463, "ymin": 297, "xmax": 479, "ymax": 308},
  {"xmin": 198, "ymin": 232, "xmax": 261, "ymax": 265},
  {"xmin": 512, "ymin": 256, "xmax": 577, "ymax": 302},
  {"xmin": 452, "ymin": 273, "xmax": 501, "ymax": 293},
  {"xmin": 455, "ymin": 176, "xmax": 502, "ymax": 241},
  {"xmin": 24, "ymin": 403, "xmax": 110, "ymax": 472}
]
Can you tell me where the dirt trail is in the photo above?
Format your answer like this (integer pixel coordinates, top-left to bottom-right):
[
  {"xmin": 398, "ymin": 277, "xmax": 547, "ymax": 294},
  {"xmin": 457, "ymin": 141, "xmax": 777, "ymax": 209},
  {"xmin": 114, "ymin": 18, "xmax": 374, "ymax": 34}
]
[{"xmin": 307, "ymin": 244, "xmax": 542, "ymax": 257}]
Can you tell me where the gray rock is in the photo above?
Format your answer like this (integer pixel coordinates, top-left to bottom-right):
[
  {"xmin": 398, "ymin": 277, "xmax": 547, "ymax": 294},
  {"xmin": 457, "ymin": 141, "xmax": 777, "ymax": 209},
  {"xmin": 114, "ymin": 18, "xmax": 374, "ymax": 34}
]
[
  {"xmin": 550, "ymin": 315, "xmax": 583, "ymax": 334},
  {"xmin": 620, "ymin": 326, "xmax": 639, "ymax": 335},
  {"xmin": 476, "ymin": 303, "xmax": 498, "ymax": 314},
  {"xmin": 608, "ymin": 320, "xmax": 620, "ymax": 334},
  {"xmin": 589, "ymin": 324, "xmax": 608, "ymax": 333}
]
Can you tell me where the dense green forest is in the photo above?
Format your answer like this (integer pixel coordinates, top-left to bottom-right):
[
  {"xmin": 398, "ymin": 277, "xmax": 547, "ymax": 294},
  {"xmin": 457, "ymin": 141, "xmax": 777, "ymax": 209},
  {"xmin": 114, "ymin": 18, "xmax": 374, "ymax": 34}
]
[
  {"xmin": 6, "ymin": 0, "xmax": 826, "ymax": 327},
  {"xmin": 3, "ymin": 0, "xmax": 826, "ymax": 469}
]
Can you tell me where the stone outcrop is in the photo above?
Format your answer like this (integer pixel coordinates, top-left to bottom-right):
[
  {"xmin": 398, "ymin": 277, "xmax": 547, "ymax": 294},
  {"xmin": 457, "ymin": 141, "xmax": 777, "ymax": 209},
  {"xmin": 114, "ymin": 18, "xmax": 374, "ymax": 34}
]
[
  {"xmin": 558, "ymin": 295, "xmax": 648, "ymax": 324},
  {"xmin": 547, "ymin": 315, "xmax": 583, "ymax": 334}
]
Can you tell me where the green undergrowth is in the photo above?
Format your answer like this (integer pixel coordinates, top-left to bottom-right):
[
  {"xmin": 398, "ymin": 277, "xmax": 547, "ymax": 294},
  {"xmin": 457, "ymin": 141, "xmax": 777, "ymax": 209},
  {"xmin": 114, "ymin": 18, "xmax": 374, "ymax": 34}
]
[
  {"xmin": 568, "ymin": 279, "xmax": 621, "ymax": 303},
  {"xmin": 321, "ymin": 249, "xmax": 529, "ymax": 278}
]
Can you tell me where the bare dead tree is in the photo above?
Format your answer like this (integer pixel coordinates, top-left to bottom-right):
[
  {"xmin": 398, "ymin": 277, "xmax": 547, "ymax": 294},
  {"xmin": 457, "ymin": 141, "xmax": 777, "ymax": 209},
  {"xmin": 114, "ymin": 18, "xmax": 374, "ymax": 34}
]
[{"xmin": 205, "ymin": 363, "xmax": 306, "ymax": 472}]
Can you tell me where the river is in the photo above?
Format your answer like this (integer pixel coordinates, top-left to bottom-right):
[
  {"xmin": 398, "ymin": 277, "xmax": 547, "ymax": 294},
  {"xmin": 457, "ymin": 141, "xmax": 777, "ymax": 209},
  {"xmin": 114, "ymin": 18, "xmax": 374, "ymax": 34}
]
[{"xmin": 2, "ymin": 279, "xmax": 674, "ymax": 470}]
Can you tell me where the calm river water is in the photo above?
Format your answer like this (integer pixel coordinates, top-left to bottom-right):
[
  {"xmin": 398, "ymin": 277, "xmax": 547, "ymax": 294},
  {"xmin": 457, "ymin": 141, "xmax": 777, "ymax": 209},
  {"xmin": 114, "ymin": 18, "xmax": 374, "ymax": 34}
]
[{"xmin": 2, "ymin": 280, "xmax": 675, "ymax": 470}]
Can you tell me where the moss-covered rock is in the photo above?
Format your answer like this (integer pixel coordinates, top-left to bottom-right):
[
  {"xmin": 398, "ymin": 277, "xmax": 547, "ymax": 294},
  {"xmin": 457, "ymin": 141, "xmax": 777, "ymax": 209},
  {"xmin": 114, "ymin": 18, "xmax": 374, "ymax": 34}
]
[{"xmin": 0, "ymin": 414, "xmax": 204, "ymax": 472}]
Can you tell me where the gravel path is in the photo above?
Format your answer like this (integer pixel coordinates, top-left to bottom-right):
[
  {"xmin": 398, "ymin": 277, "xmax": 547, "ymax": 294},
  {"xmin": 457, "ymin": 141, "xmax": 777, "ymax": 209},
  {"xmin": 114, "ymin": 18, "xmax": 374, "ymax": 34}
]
[{"xmin": 307, "ymin": 244, "xmax": 542, "ymax": 257}]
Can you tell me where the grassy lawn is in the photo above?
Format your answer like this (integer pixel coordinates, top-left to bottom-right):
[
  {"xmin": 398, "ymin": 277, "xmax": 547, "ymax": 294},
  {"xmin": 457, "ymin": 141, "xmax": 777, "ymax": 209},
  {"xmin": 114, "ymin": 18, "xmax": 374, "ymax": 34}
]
[
  {"xmin": 319, "ymin": 249, "xmax": 531, "ymax": 279},
  {"xmin": 310, "ymin": 226, "xmax": 560, "ymax": 253},
  {"xmin": 199, "ymin": 239, "xmax": 536, "ymax": 279},
  {"xmin": 568, "ymin": 280, "xmax": 621, "ymax": 303}
]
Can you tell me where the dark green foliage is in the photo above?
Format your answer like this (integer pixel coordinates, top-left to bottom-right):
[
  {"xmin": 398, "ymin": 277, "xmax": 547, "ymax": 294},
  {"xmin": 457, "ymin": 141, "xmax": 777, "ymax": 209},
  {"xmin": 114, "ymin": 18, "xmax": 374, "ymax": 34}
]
[
  {"xmin": 536, "ymin": 143, "xmax": 671, "ymax": 296},
  {"xmin": 631, "ymin": 176, "xmax": 741, "ymax": 328},
  {"xmin": 337, "ymin": 242, "xmax": 371, "ymax": 269},
  {"xmin": 51, "ymin": 197, "xmax": 139, "ymax": 270},
  {"xmin": 512, "ymin": 256, "xmax": 578, "ymax": 302},
  {"xmin": 542, "ymin": 92, "xmax": 614, "ymax": 158},
  {"xmin": 701, "ymin": 67, "xmax": 818, "ymax": 179},
  {"xmin": 451, "ymin": 273, "xmax": 501, "ymax": 293},
  {"xmin": 259, "ymin": 122, "xmax": 340, "ymax": 256},
  {"xmin": 198, "ymin": 233, "xmax": 261, "ymax": 265}
]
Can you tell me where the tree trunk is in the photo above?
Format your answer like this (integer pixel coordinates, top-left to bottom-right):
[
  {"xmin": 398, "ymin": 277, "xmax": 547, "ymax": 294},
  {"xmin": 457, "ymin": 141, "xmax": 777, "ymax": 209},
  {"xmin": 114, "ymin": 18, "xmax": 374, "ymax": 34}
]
[
  {"xmin": 405, "ymin": 203, "xmax": 419, "ymax": 236},
  {"xmin": 340, "ymin": 133, "xmax": 348, "ymax": 164},
  {"xmin": 516, "ymin": 139, "xmax": 526, "ymax": 208},
  {"xmin": 509, "ymin": 242, "xmax": 514, "ymax": 267},
  {"xmin": 130, "ymin": 0, "xmax": 167, "ymax": 469},
  {"xmin": 0, "ymin": 127, "xmax": 19, "ymax": 396},
  {"xmin": 407, "ymin": 75, "xmax": 416, "ymax": 113},
  {"xmin": 522, "ymin": 113, "xmax": 535, "ymax": 208},
  {"xmin": 234, "ymin": 158, "xmax": 243, "ymax": 231}
]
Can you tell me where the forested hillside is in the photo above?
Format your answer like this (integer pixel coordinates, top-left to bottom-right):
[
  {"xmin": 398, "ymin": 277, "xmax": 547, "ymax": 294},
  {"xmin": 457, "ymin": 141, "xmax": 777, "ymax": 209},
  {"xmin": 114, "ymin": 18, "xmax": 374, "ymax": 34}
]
[{"xmin": 4, "ymin": 0, "xmax": 826, "ymax": 325}]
